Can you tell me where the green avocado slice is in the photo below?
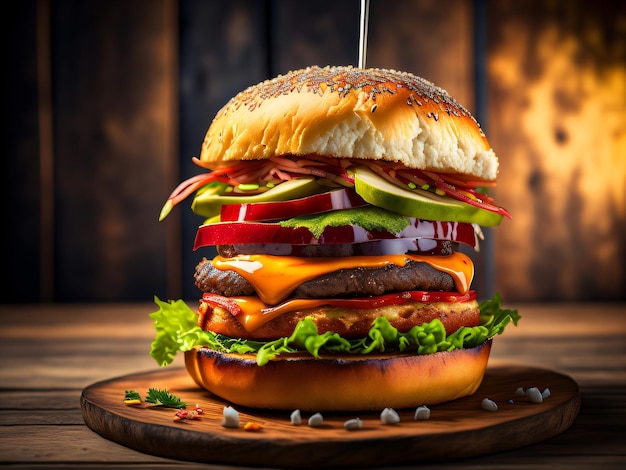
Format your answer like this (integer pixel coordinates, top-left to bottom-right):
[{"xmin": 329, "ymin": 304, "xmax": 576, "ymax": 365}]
[
  {"xmin": 191, "ymin": 177, "xmax": 324, "ymax": 219},
  {"xmin": 354, "ymin": 167, "xmax": 503, "ymax": 226}
]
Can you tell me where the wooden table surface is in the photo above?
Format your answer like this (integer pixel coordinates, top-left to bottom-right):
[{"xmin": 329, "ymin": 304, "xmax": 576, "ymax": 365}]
[{"xmin": 1, "ymin": 302, "xmax": 625, "ymax": 469}]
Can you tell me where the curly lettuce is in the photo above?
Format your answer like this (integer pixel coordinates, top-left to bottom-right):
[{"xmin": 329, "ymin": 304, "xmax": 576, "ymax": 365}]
[{"xmin": 150, "ymin": 293, "xmax": 520, "ymax": 367}]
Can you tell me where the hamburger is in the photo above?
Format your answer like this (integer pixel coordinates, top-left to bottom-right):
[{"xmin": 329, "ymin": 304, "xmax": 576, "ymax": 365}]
[{"xmin": 152, "ymin": 65, "xmax": 520, "ymax": 411}]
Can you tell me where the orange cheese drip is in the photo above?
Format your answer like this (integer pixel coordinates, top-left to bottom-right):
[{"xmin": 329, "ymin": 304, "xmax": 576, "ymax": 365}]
[
  {"xmin": 212, "ymin": 252, "xmax": 474, "ymax": 305},
  {"xmin": 221, "ymin": 297, "xmax": 334, "ymax": 332}
]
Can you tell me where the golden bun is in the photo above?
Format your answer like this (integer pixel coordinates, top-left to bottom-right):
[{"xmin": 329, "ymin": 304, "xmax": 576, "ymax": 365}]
[
  {"xmin": 200, "ymin": 65, "xmax": 498, "ymax": 181},
  {"xmin": 184, "ymin": 340, "xmax": 492, "ymax": 411}
]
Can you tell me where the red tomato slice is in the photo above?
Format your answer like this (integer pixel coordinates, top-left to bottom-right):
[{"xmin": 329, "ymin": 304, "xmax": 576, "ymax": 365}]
[
  {"xmin": 311, "ymin": 290, "xmax": 478, "ymax": 308},
  {"xmin": 220, "ymin": 188, "xmax": 367, "ymax": 222},
  {"xmin": 193, "ymin": 219, "xmax": 477, "ymax": 249}
]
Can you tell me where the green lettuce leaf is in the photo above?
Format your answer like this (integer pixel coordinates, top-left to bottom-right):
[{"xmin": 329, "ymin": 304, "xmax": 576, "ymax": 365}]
[
  {"xmin": 149, "ymin": 293, "xmax": 520, "ymax": 367},
  {"xmin": 149, "ymin": 297, "xmax": 218, "ymax": 366},
  {"xmin": 278, "ymin": 206, "xmax": 410, "ymax": 237}
]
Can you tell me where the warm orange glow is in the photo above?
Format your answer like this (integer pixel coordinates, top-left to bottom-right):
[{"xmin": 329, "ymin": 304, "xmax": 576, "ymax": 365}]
[{"xmin": 489, "ymin": 19, "xmax": 626, "ymax": 301}]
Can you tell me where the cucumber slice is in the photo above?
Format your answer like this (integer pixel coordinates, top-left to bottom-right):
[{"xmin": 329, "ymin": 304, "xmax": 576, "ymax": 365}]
[
  {"xmin": 354, "ymin": 167, "xmax": 503, "ymax": 226},
  {"xmin": 191, "ymin": 177, "xmax": 323, "ymax": 219}
]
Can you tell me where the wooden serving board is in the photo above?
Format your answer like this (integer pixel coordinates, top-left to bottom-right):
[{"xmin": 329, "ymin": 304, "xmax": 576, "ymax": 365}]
[{"xmin": 81, "ymin": 366, "xmax": 580, "ymax": 468}]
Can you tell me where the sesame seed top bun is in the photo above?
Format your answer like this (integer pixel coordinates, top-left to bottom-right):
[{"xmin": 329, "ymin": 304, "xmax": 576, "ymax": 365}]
[{"xmin": 200, "ymin": 65, "xmax": 498, "ymax": 181}]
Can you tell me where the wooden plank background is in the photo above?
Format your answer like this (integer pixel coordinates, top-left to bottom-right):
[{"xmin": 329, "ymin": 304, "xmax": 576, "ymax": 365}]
[
  {"xmin": 2, "ymin": 0, "xmax": 625, "ymax": 303},
  {"xmin": 487, "ymin": 0, "xmax": 626, "ymax": 302}
]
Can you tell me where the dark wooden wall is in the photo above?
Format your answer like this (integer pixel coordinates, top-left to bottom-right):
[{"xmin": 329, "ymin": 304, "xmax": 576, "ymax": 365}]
[{"xmin": 3, "ymin": 0, "xmax": 625, "ymax": 304}]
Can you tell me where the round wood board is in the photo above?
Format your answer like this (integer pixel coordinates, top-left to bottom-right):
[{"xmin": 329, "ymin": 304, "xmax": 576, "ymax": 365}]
[{"xmin": 81, "ymin": 365, "xmax": 580, "ymax": 468}]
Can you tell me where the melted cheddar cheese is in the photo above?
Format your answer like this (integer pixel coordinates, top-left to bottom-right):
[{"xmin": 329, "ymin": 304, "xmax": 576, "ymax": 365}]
[{"xmin": 213, "ymin": 252, "xmax": 473, "ymax": 305}]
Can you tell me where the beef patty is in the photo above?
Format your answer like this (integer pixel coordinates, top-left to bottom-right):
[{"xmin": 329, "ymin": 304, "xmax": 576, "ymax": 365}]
[{"xmin": 194, "ymin": 256, "xmax": 455, "ymax": 300}]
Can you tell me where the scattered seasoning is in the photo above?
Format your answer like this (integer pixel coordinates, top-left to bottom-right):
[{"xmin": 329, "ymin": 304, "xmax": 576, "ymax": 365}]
[
  {"xmin": 371, "ymin": 104, "xmax": 378, "ymax": 113},
  {"xmin": 126, "ymin": 383, "xmax": 563, "ymax": 433},
  {"xmin": 173, "ymin": 408, "xmax": 202, "ymax": 422},
  {"xmin": 380, "ymin": 407, "xmax": 400, "ymax": 425},
  {"xmin": 414, "ymin": 405, "xmax": 431, "ymax": 420},
  {"xmin": 514, "ymin": 386, "xmax": 551, "ymax": 403},
  {"xmin": 221, "ymin": 406, "xmax": 240, "ymax": 428},
  {"xmin": 481, "ymin": 398, "xmax": 498, "ymax": 412},
  {"xmin": 308, "ymin": 412, "xmax": 324, "ymax": 427},
  {"xmin": 526, "ymin": 387, "xmax": 544, "ymax": 404},
  {"xmin": 290, "ymin": 409, "xmax": 302, "ymax": 426},
  {"xmin": 344, "ymin": 418, "xmax": 363, "ymax": 431},
  {"xmin": 243, "ymin": 422, "xmax": 263, "ymax": 432}
]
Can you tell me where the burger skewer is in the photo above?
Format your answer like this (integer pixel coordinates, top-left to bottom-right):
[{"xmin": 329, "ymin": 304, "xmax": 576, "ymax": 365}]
[{"xmin": 358, "ymin": 0, "xmax": 370, "ymax": 69}]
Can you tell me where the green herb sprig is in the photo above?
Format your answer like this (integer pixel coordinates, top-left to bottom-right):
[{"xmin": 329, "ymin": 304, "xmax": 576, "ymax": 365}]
[
  {"xmin": 123, "ymin": 390, "xmax": 142, "ymax": 404},
  {"xmin": 145, "ymin": 387, "xmax": 187, "ymax": 409}
]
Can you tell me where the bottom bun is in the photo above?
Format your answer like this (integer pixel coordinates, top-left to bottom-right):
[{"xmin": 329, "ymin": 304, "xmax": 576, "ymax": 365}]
[{"xmin": 185, "ymin": 340, "xmax": 492, "ymax": 411}]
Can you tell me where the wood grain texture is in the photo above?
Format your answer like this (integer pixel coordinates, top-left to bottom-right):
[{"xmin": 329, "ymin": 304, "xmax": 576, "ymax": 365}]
[
  {"xmin": 0, "ymin": 303, "xmax": 624, "ymax": 468},
  {"xmin": 2, "ymin": 0, "xmax": 42, "ymax": 303},
  {"xmin": 80, "ymin": 366, "xmax": 580, "ymax": 467},
  {"xmin": 487, "ymin": 0, "xmax": 626, "ymax": 302},
  {"xmin": 50, "ymin": 0, "xmax": 176, "ymax": 302}
]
